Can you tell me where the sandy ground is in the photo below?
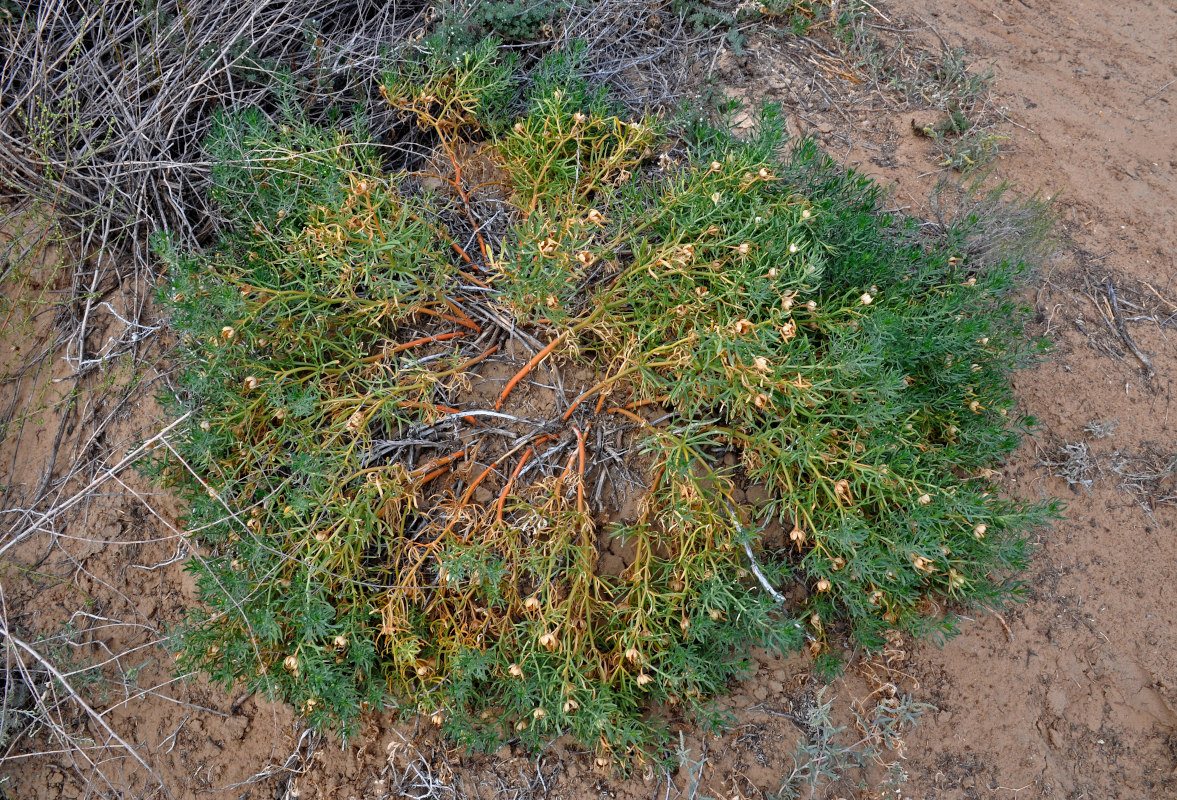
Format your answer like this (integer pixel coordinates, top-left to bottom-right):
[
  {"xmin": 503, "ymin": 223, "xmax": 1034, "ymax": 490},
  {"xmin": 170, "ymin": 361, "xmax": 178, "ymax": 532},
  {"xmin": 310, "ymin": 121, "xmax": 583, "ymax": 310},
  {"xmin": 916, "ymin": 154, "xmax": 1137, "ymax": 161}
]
[
  {"xmin": 866, "ymin": 2, "xmax": 1177, "ymax": 797},
  {"xmin": 2, "ymin": 1, "xmax": 1175, "ymax": 798}
]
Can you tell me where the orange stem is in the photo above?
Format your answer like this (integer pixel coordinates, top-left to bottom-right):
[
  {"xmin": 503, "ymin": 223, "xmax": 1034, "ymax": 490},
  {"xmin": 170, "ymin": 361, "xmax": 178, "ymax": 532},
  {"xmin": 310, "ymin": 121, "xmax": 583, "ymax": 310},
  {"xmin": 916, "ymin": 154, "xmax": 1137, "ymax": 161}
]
[
  {"xmin": 495, "ymin": 446, "xmax": 535, "ymax": 524},
  {"xmin": 418, "ymin": 465, "xmax": 451, "ymax": 485},
  {"xmin": 607, "ymin": 407, "xmax": 648, "ymax": 426},
  {"xmin": 496, "ymin": 335, "xmax": 563, "ymax": 410},
  {"xmin": 573, "ymin": 426, "xmax": 587, "ymax": 514},
  {"xmin": 412, "ymin": 447, "xmax": 470, "ymax": 477},
  {"xmin": 415, "ymin": 306, "xmax": 481, "ymax": 333},
  {"xmin": 390, "ymin": 331, "xmax": 466, "ymax": 354}
]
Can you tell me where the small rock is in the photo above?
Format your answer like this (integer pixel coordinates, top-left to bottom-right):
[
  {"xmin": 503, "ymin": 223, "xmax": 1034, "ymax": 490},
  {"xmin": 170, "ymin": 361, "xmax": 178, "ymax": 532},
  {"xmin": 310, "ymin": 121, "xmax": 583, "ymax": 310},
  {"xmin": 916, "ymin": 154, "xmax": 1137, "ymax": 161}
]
[
  {"xmin": 473, "ymin": 486, "xmax": 493, "ymax": 505},
  {"xmin": 1046, "ymin": 686, "xmax": 1068, "ymax": 716}
]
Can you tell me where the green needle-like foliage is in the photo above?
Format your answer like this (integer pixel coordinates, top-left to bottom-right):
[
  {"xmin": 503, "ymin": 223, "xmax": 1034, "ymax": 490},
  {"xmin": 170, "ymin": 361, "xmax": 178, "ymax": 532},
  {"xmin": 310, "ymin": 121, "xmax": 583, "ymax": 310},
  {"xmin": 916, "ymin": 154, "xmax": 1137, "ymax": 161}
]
[{"xmin": 151, "ymin": 38, "xmax": 1058, "ymax": 764}]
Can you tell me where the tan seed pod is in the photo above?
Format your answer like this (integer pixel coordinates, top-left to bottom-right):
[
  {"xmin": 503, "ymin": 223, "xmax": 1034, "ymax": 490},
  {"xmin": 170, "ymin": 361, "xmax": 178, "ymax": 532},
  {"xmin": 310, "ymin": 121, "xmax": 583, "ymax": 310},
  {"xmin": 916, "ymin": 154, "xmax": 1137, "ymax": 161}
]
[
  {"xmin": 635, "ymin": 673, "xmax": 652, "ymax": 687},
  {"xmin": 563, "ymin": 699, "xmax": 579, "ymax": 714},
  {"xmin": 624, "ymin": 647, "xmax": 641, "ymax": 663},
  {"xmin": 508, "ymin": 663, "xmax": 524, "ymax": 678},
  {"xmin": 243, "ymin": 375, "xmax": 260, "ymax": 391},
  {"xmin": 732, "ymin": 318, "xmax": 754, "ymax": 336},
  {"xmin": 334, "ymin": 635, "xmax": 349, "ymax": 650},
  {"xmin": 789, "ymin": 527, "xmax": 806, "ymax": 545},
  {"xmin": 515, "ymin": 720, "xmax": 528, "ymax": 732},
  {"xmin": 221, "ymin": 326, "xmax": 235, "ymax": 340},
  {"xmin": 752, "ymin": 392, "xmax": 771, "ymax": 410},
  {"xmin": 200, "ymin": 420, "xmax": 211, "ymax": 431},
  {"xmin": 283, "ymin": 655, "xmax": 299, "ymax": 674},
  {"xmin": 753, "ymin": 356, "xmax": 771, "ymax": 372},
  {"xmin": 523, "ymin": 596, "xmax": 541, "ymax": 612},
  {"xmin": 709, "ymin": 609, "xmax": 723, "ymax": 621},
  {"xmin": 816, "ymin": 578, "xmax": 831, "ymax": 592},
  {"xmin": 917, "ymin": 493, "xmax": 932, "ymax": 505},
  {"xmin": 973, "ymin": 524, "xmax": 987, "ymax": 539},
  {"xmin": 533, "ymin": 707, "xmax": 547, "ymax": 720}
]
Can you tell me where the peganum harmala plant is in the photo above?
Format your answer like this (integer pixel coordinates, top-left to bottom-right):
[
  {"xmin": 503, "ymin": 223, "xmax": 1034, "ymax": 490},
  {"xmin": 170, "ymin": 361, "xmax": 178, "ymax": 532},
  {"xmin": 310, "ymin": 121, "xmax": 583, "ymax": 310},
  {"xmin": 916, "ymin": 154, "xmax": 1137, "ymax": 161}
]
[{"xmin": 149, "ymin": 39, "xmax": 1057, "ymax": 764}]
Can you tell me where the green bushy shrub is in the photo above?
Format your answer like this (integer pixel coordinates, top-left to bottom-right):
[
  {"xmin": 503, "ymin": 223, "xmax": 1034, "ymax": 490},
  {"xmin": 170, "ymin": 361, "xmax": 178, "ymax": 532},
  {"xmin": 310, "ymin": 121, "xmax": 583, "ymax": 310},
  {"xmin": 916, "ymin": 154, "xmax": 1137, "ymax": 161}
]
[{"xmin": 150, "ymin": 39, "xmax": 1056, "ymax": 763}]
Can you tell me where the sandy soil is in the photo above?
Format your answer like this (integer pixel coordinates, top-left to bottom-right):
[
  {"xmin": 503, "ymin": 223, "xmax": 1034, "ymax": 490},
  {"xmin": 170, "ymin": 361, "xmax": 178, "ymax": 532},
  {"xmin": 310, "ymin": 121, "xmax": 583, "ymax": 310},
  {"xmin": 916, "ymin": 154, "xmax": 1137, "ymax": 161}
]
[
  {"xmin": 863, "ymin": 2, "xmax": 1177, "ymax": 798},
  {"xmin": 2, "ymin": 1, "xmax": 1176, "ymax": 798}
]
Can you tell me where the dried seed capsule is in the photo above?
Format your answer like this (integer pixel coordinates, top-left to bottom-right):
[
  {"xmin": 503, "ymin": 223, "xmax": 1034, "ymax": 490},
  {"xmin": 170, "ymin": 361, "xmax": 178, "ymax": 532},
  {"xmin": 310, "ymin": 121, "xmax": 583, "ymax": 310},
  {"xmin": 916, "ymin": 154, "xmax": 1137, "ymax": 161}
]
[
  {"xmin": 815, "ymin": 578, "xmax": 831, "ymax": 592},
  {"xmin": 624, "ymin": 647, "xmax": 641, "ymax": 663},
  {"xmin": 563, "ymin": 699, "xmax": 579, "ymax": 714},
  {"xmin": 533, "ymin": 707, "xmax": 547, "ymax": 720},
  {"xmin": 636, "ymin": 673, "xmax": 652, "ymax": 687},
  {"xmin": 508, "ymin": 663, "xmax": 524, "ymax": 678},
  {"xmin": 973, "ymin": 524, "xmax": 987, "ymax": 539},
  {"xmin": 917, "ymin": 493, "xmax": 932, "ymax": 505},
  {"xmin": 283, "ymin": 655, "xmax": 299, "ymax": 674}
]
